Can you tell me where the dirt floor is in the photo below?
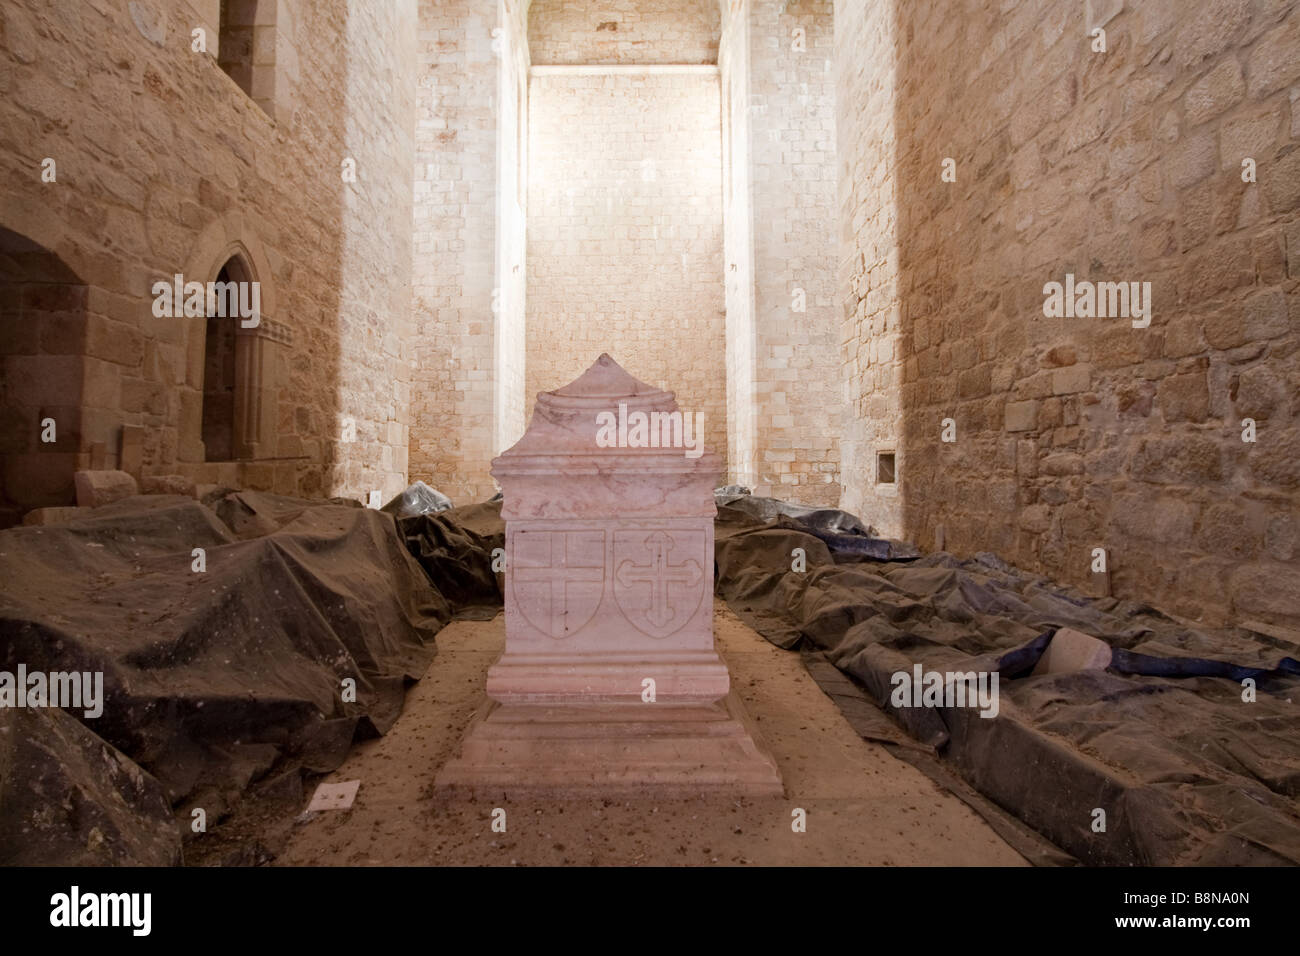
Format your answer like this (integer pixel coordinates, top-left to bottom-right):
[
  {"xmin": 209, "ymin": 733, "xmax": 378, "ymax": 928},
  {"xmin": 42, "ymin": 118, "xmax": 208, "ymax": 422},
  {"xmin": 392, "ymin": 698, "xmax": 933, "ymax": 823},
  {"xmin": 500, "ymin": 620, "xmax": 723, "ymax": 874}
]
[{"xmin": 239, "ymin": 601, "xmax": 1027, "ymax": 866}]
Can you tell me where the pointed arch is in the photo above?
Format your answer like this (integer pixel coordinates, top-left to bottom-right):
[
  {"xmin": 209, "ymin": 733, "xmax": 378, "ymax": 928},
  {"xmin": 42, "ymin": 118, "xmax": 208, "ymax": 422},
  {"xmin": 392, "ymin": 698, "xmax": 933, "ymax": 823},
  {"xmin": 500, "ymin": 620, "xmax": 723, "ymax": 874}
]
[{"xmin": 179, "ymin": 212, "xmax": 280, "ymax": 463}]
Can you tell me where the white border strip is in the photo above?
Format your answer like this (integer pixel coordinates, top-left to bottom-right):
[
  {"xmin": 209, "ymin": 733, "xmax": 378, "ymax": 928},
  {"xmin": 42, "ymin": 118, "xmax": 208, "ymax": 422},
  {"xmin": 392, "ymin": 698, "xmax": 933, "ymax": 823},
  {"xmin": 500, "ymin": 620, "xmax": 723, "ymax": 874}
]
[{"xmin": 530, "ymin": 64, "xmax": 720, "ymax": 76}]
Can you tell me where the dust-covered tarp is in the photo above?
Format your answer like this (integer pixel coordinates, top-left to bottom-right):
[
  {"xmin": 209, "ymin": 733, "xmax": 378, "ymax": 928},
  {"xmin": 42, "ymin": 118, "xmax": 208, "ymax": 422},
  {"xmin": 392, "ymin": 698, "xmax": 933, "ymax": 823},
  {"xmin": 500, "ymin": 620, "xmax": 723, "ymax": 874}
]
[
  {"xmin": 0, "ymin": 492, "xmax": 491, "ymax": 865},
  {"xmin": 395, "ymin": 501, "xmax": 504, "ymax": 619},
  {"xmin": 714, "ymin": 503, "xmax": 1300, "ymax": 865},
  {"xmin": 715, "ymin": 488, "xmax": 919, "ymax": 560}
]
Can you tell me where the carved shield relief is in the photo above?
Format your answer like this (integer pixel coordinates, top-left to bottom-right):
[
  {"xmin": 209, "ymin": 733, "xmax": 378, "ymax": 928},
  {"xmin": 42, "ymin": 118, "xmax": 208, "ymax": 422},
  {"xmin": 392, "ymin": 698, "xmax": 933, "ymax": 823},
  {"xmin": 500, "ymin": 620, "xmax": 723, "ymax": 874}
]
[
  {"xmin": 510, "ymin": 529, "xmax": 606, "ymax": 639},
  {"xmin": 612, "ymin": 528, "xmax": 707, "ymax": 638}
]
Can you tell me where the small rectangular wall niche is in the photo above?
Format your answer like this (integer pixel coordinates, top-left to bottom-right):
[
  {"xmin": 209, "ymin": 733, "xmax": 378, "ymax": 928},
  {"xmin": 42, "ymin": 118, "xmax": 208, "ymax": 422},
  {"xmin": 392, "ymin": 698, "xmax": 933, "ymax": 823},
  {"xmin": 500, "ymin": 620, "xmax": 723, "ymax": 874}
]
[{"xmin": 876, "ymin": 451, "xmax": 896, "ymax": 485}]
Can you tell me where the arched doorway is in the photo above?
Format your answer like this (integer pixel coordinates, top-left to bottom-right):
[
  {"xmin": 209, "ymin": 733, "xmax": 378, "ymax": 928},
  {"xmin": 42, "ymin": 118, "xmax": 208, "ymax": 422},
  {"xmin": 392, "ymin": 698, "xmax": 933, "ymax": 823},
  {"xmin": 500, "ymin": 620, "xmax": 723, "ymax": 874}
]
[
  {"xmin": 179, "ymin": 213, "xmax": 282, "ymax": 478},
  {"xmin": 0, "ymin": 227, "xmax": 87, "ymax": 526},
  {"xmin": 195, "ymin": 249, "xmax": 273, "ymax": 463}
]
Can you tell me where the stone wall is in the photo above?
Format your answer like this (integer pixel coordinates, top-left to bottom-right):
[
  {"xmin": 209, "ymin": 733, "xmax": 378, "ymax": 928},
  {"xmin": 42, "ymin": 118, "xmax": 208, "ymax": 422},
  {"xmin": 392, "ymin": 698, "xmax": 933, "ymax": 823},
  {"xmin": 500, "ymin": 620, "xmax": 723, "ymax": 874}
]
[
  {"xmin": 0, "ymin": 0, "xmax": 417, "ymax": 505},
  {"xmin": 719, "ymin": 0, "xmax": 757, "ymax": 487},
  {"xmin": 410, "ymin": 0, "xmax": 528, "ymax": 504},
  {"xmin": 838, "ymin": 0, "xmax": 1300, "ymax": 627},
  {"xmin": 525, "ymin": 69, "xmax": 728, "ymax": 468},
  {"xmin": 528, "ymin": 0, "xmax": 720, "ymax": 64},
  {"xmin": 496, "ymin": 0, "xmax": 531, "ymax": 461},
  {"xmin": 835, "ymin": 0, "xmax": 904, "ymax": 532},
  {"xmin": 724, "ymin": 0, "xmax": 839, "ymax": 504}
]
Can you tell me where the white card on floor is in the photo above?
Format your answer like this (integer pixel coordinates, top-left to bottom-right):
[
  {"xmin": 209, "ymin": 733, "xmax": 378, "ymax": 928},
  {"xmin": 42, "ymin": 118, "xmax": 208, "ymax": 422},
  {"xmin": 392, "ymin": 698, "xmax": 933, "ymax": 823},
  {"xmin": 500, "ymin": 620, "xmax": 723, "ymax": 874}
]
[{"xmin": 307, "ymin": 780, "xmax": 360, "ymax": 812}]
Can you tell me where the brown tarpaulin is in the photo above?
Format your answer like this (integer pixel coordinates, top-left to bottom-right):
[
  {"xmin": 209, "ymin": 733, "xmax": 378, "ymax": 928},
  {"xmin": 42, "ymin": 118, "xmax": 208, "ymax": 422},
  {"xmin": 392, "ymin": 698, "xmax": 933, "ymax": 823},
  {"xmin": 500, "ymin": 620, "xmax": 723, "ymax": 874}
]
[
  {"xmin": 713, "ymin": 503, "xmax": 1300, "ymax": 865},
  {"xmin": 0, "ymin": 492, "xmax": 481, "ymax": 865}
]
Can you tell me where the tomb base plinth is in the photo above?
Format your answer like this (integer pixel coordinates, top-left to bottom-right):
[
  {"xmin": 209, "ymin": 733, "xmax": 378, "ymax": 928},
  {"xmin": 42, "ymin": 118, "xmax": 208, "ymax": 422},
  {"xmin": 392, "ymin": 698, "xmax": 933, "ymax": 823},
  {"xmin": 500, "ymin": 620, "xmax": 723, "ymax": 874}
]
[{"xmin": 434, "ymin": 690, "xmax": 783, "ymax": 798}]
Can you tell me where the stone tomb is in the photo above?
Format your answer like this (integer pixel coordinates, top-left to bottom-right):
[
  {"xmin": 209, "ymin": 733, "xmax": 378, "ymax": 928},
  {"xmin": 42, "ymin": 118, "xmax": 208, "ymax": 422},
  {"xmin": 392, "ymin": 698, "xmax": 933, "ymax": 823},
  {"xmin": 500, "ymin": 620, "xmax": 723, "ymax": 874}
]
[{"xmin": 436, "ymin": 354, "xmax": 783, "ymax": 795}]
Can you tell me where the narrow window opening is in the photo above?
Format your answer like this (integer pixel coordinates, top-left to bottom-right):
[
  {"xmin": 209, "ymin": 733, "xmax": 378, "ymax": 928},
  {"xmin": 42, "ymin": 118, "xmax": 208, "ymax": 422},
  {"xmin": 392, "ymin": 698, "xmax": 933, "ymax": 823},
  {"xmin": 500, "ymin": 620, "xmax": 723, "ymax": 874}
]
[
  {"xmin": 218, "ymin": 2, "xmax": 254, "ymax": 97},
  {"xmin": 218, "ymin": 1, "xmax": 275, "ymax": 116}
]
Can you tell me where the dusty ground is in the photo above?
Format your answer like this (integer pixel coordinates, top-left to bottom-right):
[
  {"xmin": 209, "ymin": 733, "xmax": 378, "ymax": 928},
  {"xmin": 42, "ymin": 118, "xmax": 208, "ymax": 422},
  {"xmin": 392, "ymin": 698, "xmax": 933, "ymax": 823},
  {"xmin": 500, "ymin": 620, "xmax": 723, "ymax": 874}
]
[{"xmin": 258, "ymin": 600, "xmax": 1026, "ymax": 866}]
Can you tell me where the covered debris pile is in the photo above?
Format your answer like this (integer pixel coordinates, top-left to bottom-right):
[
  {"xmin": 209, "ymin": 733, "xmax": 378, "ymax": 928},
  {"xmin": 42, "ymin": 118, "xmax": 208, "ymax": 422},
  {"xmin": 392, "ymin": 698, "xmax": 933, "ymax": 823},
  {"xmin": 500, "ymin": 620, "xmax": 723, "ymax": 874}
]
[
  {"xmin": 396, "ymin": 500, "xmax": 504, "ymax": 619},
  {"xmin": 0, "ymin": 491, "xmax": 470, "ymax": 865},
  {"xmin": 714, "ymin": 502, "xmax": 1300, "ymax": 865}
]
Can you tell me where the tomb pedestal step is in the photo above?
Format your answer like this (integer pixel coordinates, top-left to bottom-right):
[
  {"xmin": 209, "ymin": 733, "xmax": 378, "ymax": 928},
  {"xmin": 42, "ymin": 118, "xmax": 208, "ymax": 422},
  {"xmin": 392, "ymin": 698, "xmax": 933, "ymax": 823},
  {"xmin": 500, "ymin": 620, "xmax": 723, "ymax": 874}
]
[
  {"xmin": 435, "ymin": 690, "xmax": 784, "ymax": 798},
  {"xmin": 486, "ymin": 651, "xmax": 731, "ymax": 704}
]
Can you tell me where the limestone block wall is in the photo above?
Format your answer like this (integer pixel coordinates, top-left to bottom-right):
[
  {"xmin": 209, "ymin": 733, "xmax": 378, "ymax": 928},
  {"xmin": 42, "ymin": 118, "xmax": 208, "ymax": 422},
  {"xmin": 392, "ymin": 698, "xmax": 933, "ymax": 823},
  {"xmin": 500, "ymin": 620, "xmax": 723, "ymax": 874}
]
[
  {"xmin": 496, "ymin": 0, "xmax": 531, "ymax": 460},
  {"xmin": 835, "ymin": 0, "xmax": 903, "ymax": 533},
  {"xmin": 0, "ymin": 0, "xmax": 417, "ymax": 504},
  {"xmin": 838, "ymin": 0, "xmax": 1300, "ymax": 627},
  {"xmin": 333, "ymin": 1, "xmax": 420, "ymax": 503},
  {"xmin": 410, "ymin": 0, "xmax": 528, "ymax": 504},
  {"xmin": 720, "ymin": 0, "xmax": 757, "ymax": 487},
  {"xmin": 725, "ymin": 0, "xmax": 839, "ymax": 504},
  {"xmin": 528, "ymin": 0, "xmax": 720, "ymax": 64},
  {"xmin": 525, "ymin": 69, "xmax": 728, "ymax": 469}
]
